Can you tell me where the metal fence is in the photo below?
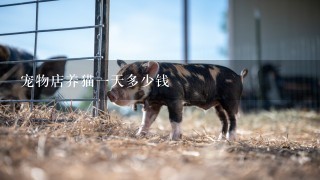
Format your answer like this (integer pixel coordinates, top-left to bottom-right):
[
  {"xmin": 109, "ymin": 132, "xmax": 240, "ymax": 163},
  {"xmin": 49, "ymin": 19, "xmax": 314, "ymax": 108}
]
[{"xmin": 0, "ymin": 0, "xmax": 109, "ymax": 116}]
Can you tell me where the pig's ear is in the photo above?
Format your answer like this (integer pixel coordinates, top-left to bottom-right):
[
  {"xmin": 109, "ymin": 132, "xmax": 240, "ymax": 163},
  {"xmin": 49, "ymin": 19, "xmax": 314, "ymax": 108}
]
[
  {"xmin": 117, "ymin": 59, "xmax": 127, "ymax": 68},
  {"xmin": 144, "ymin": 61, "xmax": 159, "ymax": 78},
  {"xmin": 0, "ymin": 45, "xmax": 10, "ymax": 61},
  {"xmin": 37, "ymin": 56, "xmax": 67, "ymax": 96}
]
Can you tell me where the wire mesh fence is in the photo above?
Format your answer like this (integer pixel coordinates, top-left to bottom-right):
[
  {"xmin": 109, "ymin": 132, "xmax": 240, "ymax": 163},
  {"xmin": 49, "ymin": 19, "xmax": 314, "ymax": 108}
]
[{"xmin": 0, "ymin": 0, "xmax": 109, "ymax": 116}]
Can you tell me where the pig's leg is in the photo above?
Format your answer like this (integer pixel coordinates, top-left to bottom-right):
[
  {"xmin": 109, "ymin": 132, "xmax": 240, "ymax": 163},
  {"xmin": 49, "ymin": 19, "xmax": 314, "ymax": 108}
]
[
  {"xmin": 167, "ymin": 101, "xmax": 183, "ymax": 141},
  {"xmin": 136, "ymin": 104, "xmax": 161, "ymax": 136},
  {"xmin": 215, "ymin": 105, "xmax": 228, "ymax": 140},
  {"xmin": 221, "ymin": 99, "xmax": 239, "ymax": 141},
  {"xmin": 226, "ymin": 112, "xmax": 237, "ymax": 141}
]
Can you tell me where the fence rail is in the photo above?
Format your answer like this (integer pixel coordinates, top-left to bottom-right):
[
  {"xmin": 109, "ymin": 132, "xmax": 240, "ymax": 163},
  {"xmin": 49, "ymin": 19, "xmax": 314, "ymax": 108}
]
[
  {"xmin": 0, "ymin": 0, "xmax": 58, "ymax": 8},
  {"xmin": 0, "ymin": 99, "xmax": 97, "ymax": 103},
  {"xmin": 0, "ymin": 25, "xmax": 103, "ymax": 37},
  {"xmin": 0, "ymin": 56, "xmax": 103, "ymax": 64},
  {"xmin": 0, "ymin": 0, "xmax": 109, "ymax": 116}
]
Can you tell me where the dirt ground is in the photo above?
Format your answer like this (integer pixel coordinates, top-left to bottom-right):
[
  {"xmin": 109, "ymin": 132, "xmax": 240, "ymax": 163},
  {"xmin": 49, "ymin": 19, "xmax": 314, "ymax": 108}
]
[{"xmin": 0, "ymin": 105, "xmax": 319, "ymax": 180}]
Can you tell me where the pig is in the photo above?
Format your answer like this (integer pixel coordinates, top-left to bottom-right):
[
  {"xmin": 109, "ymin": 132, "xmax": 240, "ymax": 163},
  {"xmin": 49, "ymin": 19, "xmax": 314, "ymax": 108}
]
[
  {"xmin": 0, "ymin": 44, "xmax": 67, "ymax": 102},
  {"xmin": 259, "ymin": 64, "xmax": 320, "ymax": 109},
  {"xmin": 107, "ymin": 60, "xmax": 248, "ymax": 141}
]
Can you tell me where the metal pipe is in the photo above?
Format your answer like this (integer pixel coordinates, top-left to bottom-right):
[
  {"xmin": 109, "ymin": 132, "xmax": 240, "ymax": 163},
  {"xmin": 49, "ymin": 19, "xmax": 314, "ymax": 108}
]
[
  {"xmin": 183, "ymin": 0, "xmax": 189, "ymax": 64},
  {"xmin": 0, "ymin": 98, "xmax": 97, "ymax": 103},
  {"xmin": 100, "ymin": 0, "xmax": 110, "ymax": 112},
  {"xmin": 31, "ymin": 0, "xmax": 40, "ymax": 111},
  {"xmin": 0, "ymin": 56, "xmax": 103, "ymax": 64},
  {"xmin": 93, "ymin": 0, "xmax": 109, "ymax": 116},
  {"xmin": 0, "ymin": 25, "xmax": 103, "ymax": 37},
  {"xmin": 255, "ymin": 9, "xmax": 264, "ymax": 109},
  {"xmin": 93, "ymin": 0, "xmax": 102, "ymax": 117},
  {"xmin": 0, "ymin": 0, "xmax": 58, "ymax": 8}
]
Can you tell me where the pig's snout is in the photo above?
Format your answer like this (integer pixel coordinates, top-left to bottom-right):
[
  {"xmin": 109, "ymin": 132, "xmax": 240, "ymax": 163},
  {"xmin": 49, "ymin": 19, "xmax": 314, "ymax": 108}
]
[{"xmin": 107, "ymin": 91, "xmax": 117, "ymax": 102}]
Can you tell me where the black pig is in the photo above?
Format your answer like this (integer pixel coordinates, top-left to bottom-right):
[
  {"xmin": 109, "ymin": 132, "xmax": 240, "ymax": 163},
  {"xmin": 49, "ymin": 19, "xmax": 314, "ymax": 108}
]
[
  {"xmin": 107, "ymin": 60, "xmax": 248, "ymax": 141},
  {"xmin": 0, "ymin": 44, "xmax": 66, "ymax": 101}
]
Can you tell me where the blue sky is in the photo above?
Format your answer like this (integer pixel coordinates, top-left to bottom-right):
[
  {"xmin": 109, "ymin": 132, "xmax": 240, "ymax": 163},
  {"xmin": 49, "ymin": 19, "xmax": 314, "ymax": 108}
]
[
  {"xmin": 110, "ymin": 0, "xmax": 227, "ymax": 60},
  {"xmin": 0, "ymin": 0, "xmax": 228, "ymax": 99}
]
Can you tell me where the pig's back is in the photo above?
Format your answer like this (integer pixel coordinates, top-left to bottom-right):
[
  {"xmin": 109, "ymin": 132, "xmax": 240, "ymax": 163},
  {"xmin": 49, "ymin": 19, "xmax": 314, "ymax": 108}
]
[{"xmin": 154, "ymin": 63, "xmax": 242, "ymax": 105}]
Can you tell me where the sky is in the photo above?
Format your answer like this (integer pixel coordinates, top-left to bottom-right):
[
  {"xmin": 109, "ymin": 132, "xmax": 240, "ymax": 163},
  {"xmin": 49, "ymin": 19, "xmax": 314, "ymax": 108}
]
[{"xmin": 0, "ymin": 0, "xmax": 228, "ymax": 100}]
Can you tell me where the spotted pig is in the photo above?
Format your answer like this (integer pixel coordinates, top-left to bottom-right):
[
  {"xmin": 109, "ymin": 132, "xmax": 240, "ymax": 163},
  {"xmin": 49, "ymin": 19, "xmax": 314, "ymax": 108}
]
[{"xmin": 107, "ymin": 60, "xmax": 248, "ymax": 141}]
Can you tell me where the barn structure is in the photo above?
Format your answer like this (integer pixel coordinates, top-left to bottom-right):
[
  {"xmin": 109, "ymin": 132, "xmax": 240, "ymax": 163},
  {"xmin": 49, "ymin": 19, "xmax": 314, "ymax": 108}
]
[{"xmin": 228, "ymin": 0, "xmax": 320, "ymax": 110}]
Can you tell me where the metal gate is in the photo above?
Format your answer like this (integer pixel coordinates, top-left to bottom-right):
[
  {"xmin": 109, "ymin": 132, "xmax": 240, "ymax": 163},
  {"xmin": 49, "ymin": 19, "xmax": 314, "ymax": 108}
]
[{"xmin": 0, "ymin": 0, "xmax": 109, "ymax": 116}]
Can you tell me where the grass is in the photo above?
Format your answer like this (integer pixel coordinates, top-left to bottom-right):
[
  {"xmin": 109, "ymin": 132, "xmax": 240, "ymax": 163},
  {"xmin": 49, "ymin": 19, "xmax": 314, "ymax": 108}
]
[{"xmin": 0, "ymin": 105, "xmax": 319, "ymax": 180}]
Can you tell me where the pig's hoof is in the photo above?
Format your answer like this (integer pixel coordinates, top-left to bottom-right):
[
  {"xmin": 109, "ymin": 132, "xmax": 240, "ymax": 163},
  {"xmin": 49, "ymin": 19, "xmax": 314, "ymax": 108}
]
[
  {"xmin": 169, "ymin": 133, "xmax": 182, "ymax": 141},
  {"xmin": 135, "ymin": 130, "xmax": 147, "ymax": 138},
  {"xmin": 218, "ymin": 133, "xmax": 227, "ymax": 141},
  {"xmin": 227, "ymin": 131, "xmax": 237, "ymax": 141}
]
